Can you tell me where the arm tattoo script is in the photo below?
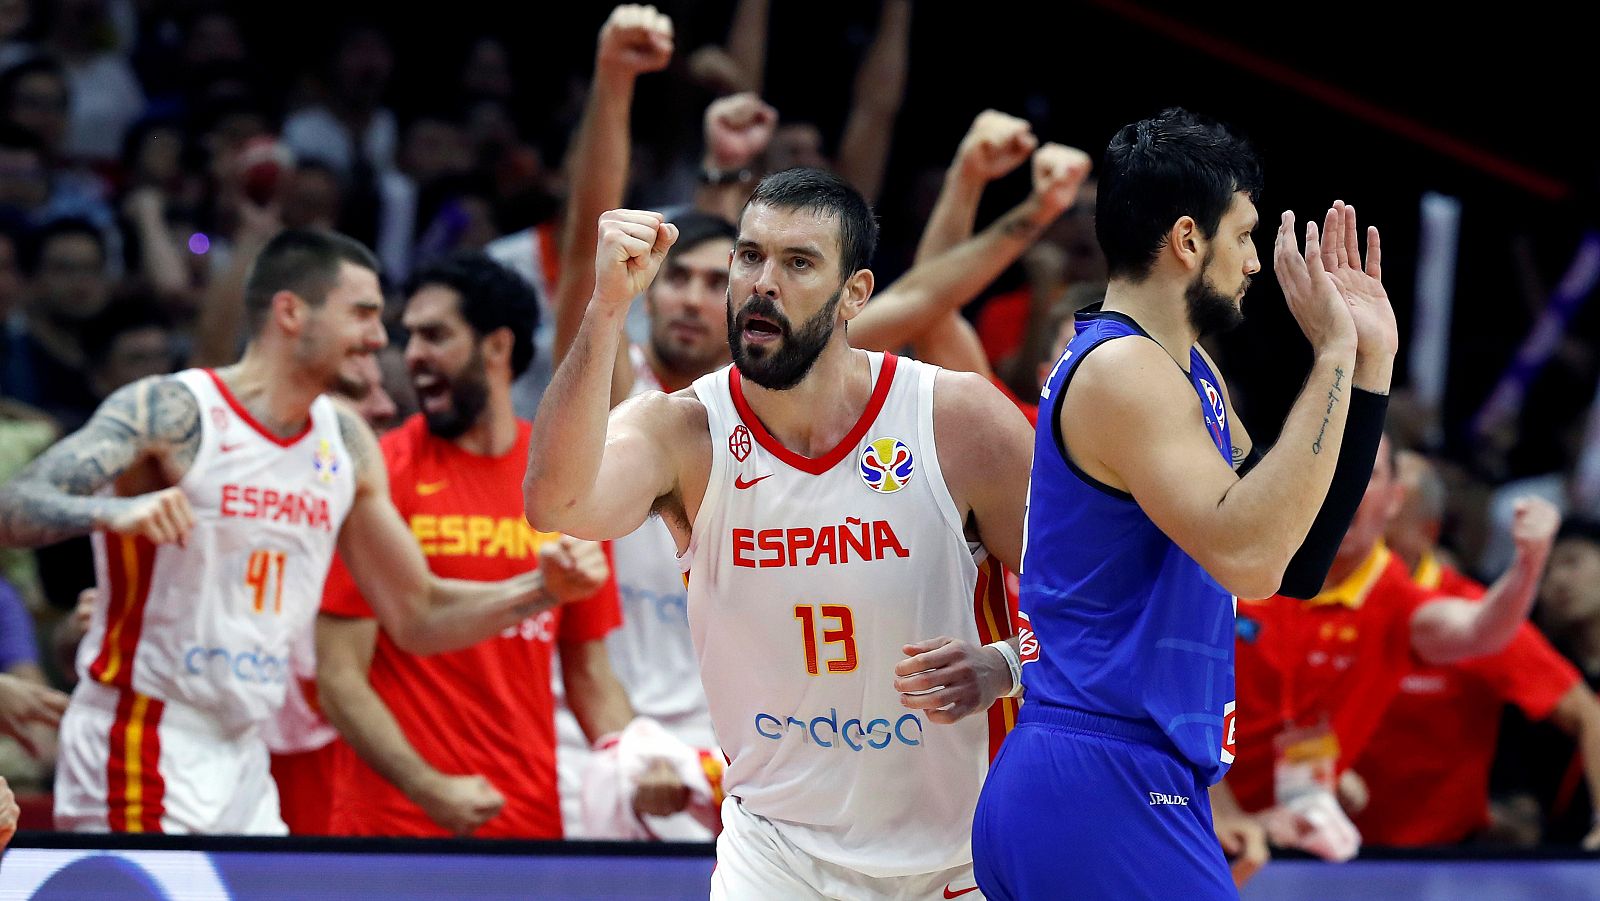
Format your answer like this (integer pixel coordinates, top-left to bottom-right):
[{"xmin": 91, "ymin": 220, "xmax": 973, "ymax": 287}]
[
  {"xmin": 1311, "ymin": 367, "xmax": 1346, "ymax": 455},
  {"xmin": 0, "ymin": 378, "xmax": 199, "ymax": 547}
]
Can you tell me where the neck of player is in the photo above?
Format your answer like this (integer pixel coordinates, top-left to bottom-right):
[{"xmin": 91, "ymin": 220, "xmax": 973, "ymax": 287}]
[
  {"xmin": 218, "ymin": 346, "xmax": 332, "ymax": 438},
  {"xmin": 740, "ymin": 338, "xmax": 873, "ymax": 458},
  {"xmin": 1100, "ymin": 279, "xmax": 1201, "ymax": 372}
]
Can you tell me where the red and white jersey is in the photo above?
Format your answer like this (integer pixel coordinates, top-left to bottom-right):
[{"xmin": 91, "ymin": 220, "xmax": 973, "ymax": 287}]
[
  {"xmin": 682, "ymin": 352, "xmax": 1015, "ymax": 878},
  {"xmin": 79, "ymin": 369, "xmax": 356, "ymax": 733}
]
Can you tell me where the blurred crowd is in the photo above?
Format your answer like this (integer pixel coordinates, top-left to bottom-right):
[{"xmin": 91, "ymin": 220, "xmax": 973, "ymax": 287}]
[{"xmin": 1, "ymin": 0, "xmax": 1599, "ymax": 864}]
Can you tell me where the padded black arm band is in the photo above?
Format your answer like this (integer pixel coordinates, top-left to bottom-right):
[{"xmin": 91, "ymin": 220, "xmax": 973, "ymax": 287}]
[
  {"xmin": 1276, "ymin": 387, "xmax": 1391, "ymax": 599},
  {"xmin": 1236, "ymin": 445, "xmax": 1265, "ymax": 476}
]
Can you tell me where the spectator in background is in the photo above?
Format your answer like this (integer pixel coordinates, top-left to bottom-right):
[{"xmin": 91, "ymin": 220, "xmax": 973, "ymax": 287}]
[
  {"xmin": 1229, "ymin": 436, "xmax": 1560, "ymax": 861},
  {"xmin": 81, "ymin": 296, "xmax": 174, "ymax": 401},
  {"xmin": 316, "ymin": 253, "xmax": 661, "ymax": 839},
  {"xmin": 0, "ymin": 0, "xmax": 33, "ymax": 72},
  {"xmin": 0, "ymin": 573, "xmax": 56, "ymax": 787},
  {"xmin": 1494, "ymin": 519, "xmax": 1600, "ymax": 847},
  {"xmin": 37, "ymin": 0, "xmax": 145, "ymax": 163},
  {"xmin": 0, "ymin": 222, "xmax": 22, "ymax": 319},
  {"xmin": 0, "ymin": 60, "xmax": 116, "ymax": 240},
  {"xmin": 283, "ymin": 24, "xmax": 397, "ymax": 179},
  {"xmin": 5, "ymin": 216, "xmax": 112, "ymax": 428},
  {"xmin": 1348, "ymin": 451, "xmax": 1600, "ymax": 849}
]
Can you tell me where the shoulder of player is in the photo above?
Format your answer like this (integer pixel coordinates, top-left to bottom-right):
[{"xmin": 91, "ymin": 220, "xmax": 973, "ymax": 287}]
[
  {"xmin": 1192, "ymin": 343, "xmax": 1235, "ymax": 400},
  {"xmin": 331, "ymin": 403, "xmax": 385, "ymax": 485},
  {"xmin": 93, "ymin": 375, "xmax": 200, "ymax": 449},
  {"xmin": 930, "ymin": 367, "xmax": 1025, "ymax": 433},
  {"xmin": 1066, "ymin": 336, "xmax": 1198, "ymax": 421},
  {"xmin": 615, "ymin": 385, "xmax": 710, "ymax": 444}
]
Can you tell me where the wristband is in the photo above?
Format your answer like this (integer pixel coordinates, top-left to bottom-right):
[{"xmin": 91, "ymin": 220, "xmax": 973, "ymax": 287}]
[
  {"xmin": 988, "ymin": 639, "xmax": 1023, "ymax": 699},
  {"xmin": 699, "ymin": 165, "xmax": 753, "ymax": 186}
]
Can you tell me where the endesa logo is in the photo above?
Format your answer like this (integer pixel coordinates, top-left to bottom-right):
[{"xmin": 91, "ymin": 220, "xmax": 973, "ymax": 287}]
[
  {"xmin": 184, "ymin": 645, "xmax": 288, "ymax": 684},
  {"xmin": 754, "ymin": 708, "xmax": 924, "ymax": 751}
]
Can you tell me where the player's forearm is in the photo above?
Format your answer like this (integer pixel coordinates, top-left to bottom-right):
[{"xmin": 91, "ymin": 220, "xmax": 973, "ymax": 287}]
[
  {"xmin": 1411, "ymin": 553, "xmax": 1543, "ymax": 664},
  {"xmin": 131, "ymin": 204, "xmax": 190, "ymax": 298},
  {"xmin": 1352, "ymin": 346, "xmax": 1395, "ymax": 395},
  {"xmin": 406, "ymin": 571, "xmax": 551, "ymax": 656},
  {"xmin": 915, "ymin": 166, "xmax": 986, "ymax": 264},
  {"xmin": 836, "ymin": 0, "xmax": 909, "ymax": 203},
  {"xmin": 318, "ymin": 666, "xmax": 442, "ymax": 803},
  {"xmin": 525, "ymin": 305, "xmax": 631, "ymax": 531},
  {"xmin": 0, "ymin": 478, "xmax": 126, "ymax": 548},
  {"xmin": 553, "ymin": 67, "xmax": 637, "ymax": 367},
  {"xmin": 561, "ymin": 644, "xmax": 636, "ymax": 743},
  {"xmin": 853, "ymin": 197, "xmax": 1050, "ymax": 351},
  {"xmin": 190, "ymin": 239, "xmax": 259, "ymax": 369},
  {"xmin": 725, "ymin": 0, "xmax": 769, "ymax": 93},
  {"xmin": 1212, "ymin": 350, "xmax": 1356, "ymax": 597}
]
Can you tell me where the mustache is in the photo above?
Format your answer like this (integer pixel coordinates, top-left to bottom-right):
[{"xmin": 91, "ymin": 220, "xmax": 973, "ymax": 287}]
[{"xmin": 735, "ymin": 295, "xmax": 793, "ymax": 333}]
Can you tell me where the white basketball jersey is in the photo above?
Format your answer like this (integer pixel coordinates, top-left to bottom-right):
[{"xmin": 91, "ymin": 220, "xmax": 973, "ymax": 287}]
[
  {"xmin": 683, "ymin": 353, "xmax": 1015, "ymax": 878},
  {"xmin": 78, "ymin": 369, "xmax": 356, "ymax": 734},
  {"xmin": 608, "ymin": 346, "xmax": 715, "ymax": 747}
]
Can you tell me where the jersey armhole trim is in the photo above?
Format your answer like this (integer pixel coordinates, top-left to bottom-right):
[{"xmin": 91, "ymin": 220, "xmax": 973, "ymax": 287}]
[
  {"xmin": 679, "ymin": 378, "xmax": 726, "ymax": 571},
  {"xmin": 1050, "ymin": 337, "xmax": 1136, "ymax": 503},
  {"xmin": 915, "ymin": 363, "xmax": 974, "ymax": 553}
]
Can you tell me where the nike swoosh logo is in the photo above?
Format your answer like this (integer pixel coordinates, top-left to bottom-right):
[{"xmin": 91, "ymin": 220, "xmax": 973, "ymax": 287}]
[
  {"xmin": 943, "ymin": 886, "xmax": 980, "ymax": 899},
  {"xmin": 219, "ymin": 442, "xmax": 245, "ymax": 453},
  {"xmin": 417, "ymin": 481, "xmax": 449, "ymax": 496},
  {"xmin": 733, "ymin": 474, "xmax": 772, "ymax": 490}
]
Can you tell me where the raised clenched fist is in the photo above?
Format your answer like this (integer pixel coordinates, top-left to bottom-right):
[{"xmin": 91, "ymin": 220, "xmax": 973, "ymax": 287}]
[
  {"xmin": 592, "ymin": 210, "xmax": 679, "ymax": 309},
  {"xmin": 1030, "ymin": 143, "xmax": 1092, "ymax": 221},
  {"xmin": 704, "ymin": 93, "xmax": 778, "ymax": 170},
  {"xmin": 1510, "ymin": 496, "xmax": 1561, "ymax": 567},
  {"xmin": 957, "ymin": 110, "xmax": 1037, "ymax": 183},
  {"xmin": 597, "ymin": 4, "xmax": 674, "ymax": 76},
  {"xmin": 99, "ymin": 486, "xmax": 195, "ymax": 546}
]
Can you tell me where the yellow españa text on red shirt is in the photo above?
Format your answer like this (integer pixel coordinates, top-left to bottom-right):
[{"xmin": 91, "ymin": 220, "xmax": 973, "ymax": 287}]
[{"xmin": 410, "ymin": 514, "xmax": 558, "ymax": 558}]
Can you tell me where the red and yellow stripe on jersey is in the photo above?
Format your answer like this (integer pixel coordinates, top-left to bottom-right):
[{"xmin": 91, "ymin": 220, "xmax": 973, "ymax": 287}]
[
  {"xmin": 105, "ymin": 690, "xmax": 167, "ymax": 832},
  {"xmin": 89, "ymin": 534, "xmax": 157, "ymax": 687},
  {"xmin": 974, "ymin": 555, "xmax": 1019, "ymax": 760}
]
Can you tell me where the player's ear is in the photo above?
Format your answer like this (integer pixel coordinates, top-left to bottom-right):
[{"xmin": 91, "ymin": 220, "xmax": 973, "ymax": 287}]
[
  {"xmin": 1170, "ymin": 216, "xmax": 1203, "ymax": 272},
  {"xmin": 482, "ymin": 326, "xmax": 513, "ymax": 369},
  {"xmin": 838, "ymin": 268, "xmax": 875, "ymax": 322},
  {"xmin": 271, "ymin": 290, "xmax": 306, "ymax": 336}
]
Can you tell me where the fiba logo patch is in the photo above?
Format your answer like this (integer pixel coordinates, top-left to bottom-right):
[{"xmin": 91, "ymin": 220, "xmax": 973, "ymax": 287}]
[
  {"xmin": 312, "ymin": 439, "xmax": 340, "ymax": 484},
  {"xmin": 1198, "ymin": 377, "xmax": 1226, "ymax": 447},
  {"xmin": 860, "ymin": 437, "xmax": 914, "ymax": 493},
  {"xmin": 729, "ymin": 424, "xmax": 753, "ymax": 462}
]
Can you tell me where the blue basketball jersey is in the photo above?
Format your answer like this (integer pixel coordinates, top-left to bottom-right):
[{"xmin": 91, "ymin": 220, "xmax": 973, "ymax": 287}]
[{"xmin": 1019, "ymin": 310, "xmax": 1237, "ymax": 784}]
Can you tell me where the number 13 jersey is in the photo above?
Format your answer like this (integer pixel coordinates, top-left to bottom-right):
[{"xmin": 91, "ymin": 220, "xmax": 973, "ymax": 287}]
[{"xmin": 681, "ymin": 352, "xmax": 1017, "ymax": 878}]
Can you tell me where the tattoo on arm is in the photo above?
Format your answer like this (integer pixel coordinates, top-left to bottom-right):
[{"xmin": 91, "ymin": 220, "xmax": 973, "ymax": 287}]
[
  {"xmin": 1000, "ymin": 210, "xmax": 1046, "ymax": 242},
  {"xmin": 1312, "ymin": 367, "xmax": 1346, "ymax": 455},
  {"xmin": 335, "ymin": 406, "xmax": 383, "ymax": 491},
  {"xmin": 1231, "ymin": 445, "xmax": 1246, "ymax": 465},
  {"xmin": 0, "ymin": 377, "xmax": 199, "ymax": 547}
]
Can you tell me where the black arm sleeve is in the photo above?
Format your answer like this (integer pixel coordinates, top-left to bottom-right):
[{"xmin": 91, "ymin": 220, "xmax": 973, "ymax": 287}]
[{"xmin": 1276, "ymin": 388, "xmax": 1390, "ymax": 599}]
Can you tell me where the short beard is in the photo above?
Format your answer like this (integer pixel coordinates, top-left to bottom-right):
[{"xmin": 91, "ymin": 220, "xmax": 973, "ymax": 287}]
[
  {"xmin": 421, "ymin": 348, "xmax": 490, "ymax": 440},
  {"xmin": 1185, "ymin": 250, "xmax": 1246, "ymax": 338},
  {"xmin": 726, "ymin": 288, "xmax": 841, "ymax": 391}
]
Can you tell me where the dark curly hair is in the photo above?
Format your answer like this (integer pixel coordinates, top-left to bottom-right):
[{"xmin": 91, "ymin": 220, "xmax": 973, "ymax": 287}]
[{"xmin": 404, "ymin": 251, "xmax": 542, "ymax": 377}]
